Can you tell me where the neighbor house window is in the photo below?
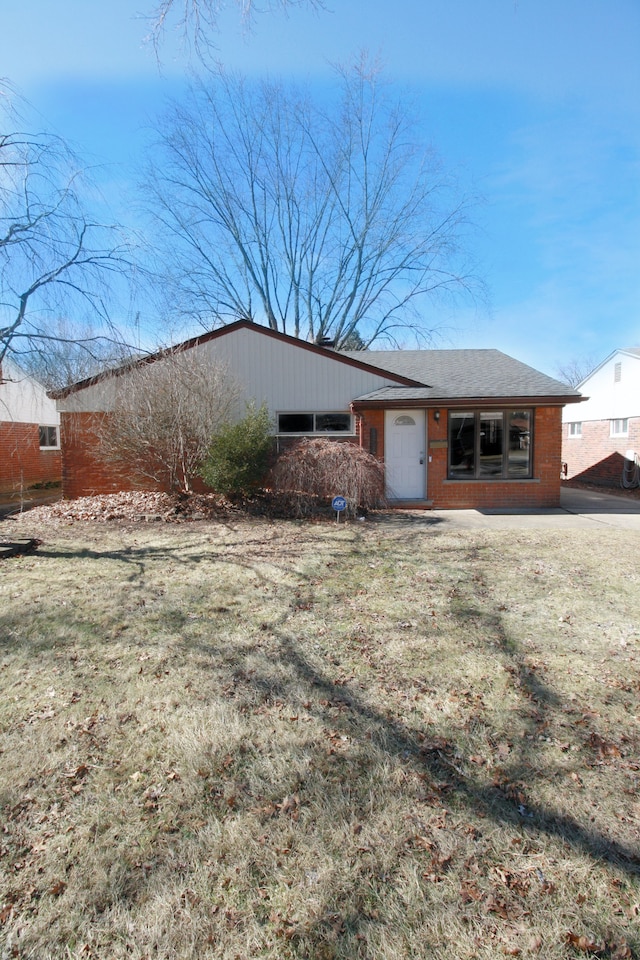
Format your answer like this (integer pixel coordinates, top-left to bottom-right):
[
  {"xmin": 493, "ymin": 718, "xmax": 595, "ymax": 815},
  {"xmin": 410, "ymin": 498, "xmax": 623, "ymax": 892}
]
[
  {"xmin": 278, "ymin": 412, "xmax": 352, "ymax": 434},
  {"xmin": 614, "ymin": 362, "xmax": 622, "ymax": 383},
  {"xmin": 39, "ymin": 425, "xmax": 59, "ymax": 448},
  {"xmin": 568, "ymin": 422, "xmax": 582, "ymax": 437},
  {"xmin": 610, "ymin": 418, "xmax": 628, "ymax": 437},
  {"xmin": 448, "ymin": 410, "xmax": 532, "ymax": 480}
]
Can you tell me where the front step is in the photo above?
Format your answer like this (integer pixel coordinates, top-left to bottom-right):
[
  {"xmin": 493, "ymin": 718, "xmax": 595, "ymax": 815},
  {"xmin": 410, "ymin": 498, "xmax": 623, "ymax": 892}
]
[{"xmin": 387, "ymin": 499, "xmax": 434, "ymax": 510}]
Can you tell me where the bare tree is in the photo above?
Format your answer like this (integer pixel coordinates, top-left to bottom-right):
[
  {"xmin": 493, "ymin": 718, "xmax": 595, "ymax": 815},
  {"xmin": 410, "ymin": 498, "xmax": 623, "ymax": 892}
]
[
  {"xmin": 555, "ymin": 355, "xmax": 598, "ymax": 388},
  {"xmin": 145, "ymin": 59, "xmax": 475, "ymax": 348},
  {"xmin": 17, "ymin": 318, "xmax": 144, "ymax": 392},
  {"xmin": 96, "ymin": 350, "xmax": 240, "ymax": 493},
  {"xmin": 0, "ymin": 86, "xmax": 135, "ymax": 369}
]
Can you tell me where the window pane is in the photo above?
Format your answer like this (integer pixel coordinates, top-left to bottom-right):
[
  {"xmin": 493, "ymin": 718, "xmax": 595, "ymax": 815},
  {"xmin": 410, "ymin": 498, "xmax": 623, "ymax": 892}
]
[
  {"xmin": 315, "ymin": 413, "xmax": 351, "ymax": 432},
  {"xmin": 39, "ymin": 426, "xmax": 58, "ymax": 447},
  {"xmin": 449, "ymin": 412, "xmax": 475, "ymax": 478},
  {"xmin": 610, "ymin": 418, "xmax": 628, "ymax": 436},
  {"xmin": 507, "ymin": 410, "xmax": 531, "ymax": 477},
  {"xmin": 278, "ymin": 413, "xmax": 314, "ymax": 433},
  {"xmin": 479, "ymin": 412, "xmax": 504, "ymax": 477}
]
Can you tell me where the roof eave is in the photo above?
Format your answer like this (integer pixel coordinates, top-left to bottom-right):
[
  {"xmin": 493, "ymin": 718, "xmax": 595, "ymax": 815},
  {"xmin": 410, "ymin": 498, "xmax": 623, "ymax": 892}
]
[{"xmin": 352, "ymin": 394, "xmax": 585, "ymax": 410}]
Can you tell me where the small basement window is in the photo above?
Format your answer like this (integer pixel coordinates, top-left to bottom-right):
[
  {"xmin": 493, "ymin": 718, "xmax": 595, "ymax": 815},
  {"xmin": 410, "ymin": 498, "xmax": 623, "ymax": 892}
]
[
  {"xmin": 39, "ymin": 425, "xmax": 59, "ymax": 448},
  {"xmin": 278, "ymin": 412, "xmax": 352, "ymax": 434}
]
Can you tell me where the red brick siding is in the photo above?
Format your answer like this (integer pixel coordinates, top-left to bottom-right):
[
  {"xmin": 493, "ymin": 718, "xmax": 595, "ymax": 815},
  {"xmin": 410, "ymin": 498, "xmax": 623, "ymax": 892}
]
[
  {"xmin": 61, "ymin": 412, "xmax": 157, "ymax": 499},
  {"xmin": 356, "ymin": 405, "xmax": 563, "ymax": 509},
  {"xmin": 562, "ymin": 418, "xmax": 640, "ymax": 487},
  {"xmin": 61, "ymin": 412, "xmax": 270, "ymax": 498},
  {"xmin": 0, "ymin": 421, "xmax": 61, "ymax": 495},
  {"xmin": 62, "ymin": 406, "xmax": 564, "ymax": 510}
]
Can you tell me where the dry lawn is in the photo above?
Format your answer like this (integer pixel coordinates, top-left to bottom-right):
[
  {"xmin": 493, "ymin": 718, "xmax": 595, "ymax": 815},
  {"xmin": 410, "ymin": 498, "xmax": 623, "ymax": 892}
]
[{"xmin": 0, "ymin": 510, "xmax": 639, "ymax": 959}]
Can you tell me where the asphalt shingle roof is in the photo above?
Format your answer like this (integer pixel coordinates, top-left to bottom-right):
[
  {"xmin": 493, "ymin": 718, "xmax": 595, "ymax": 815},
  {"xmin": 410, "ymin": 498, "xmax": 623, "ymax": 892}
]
[{"xmin": 340, "ymin": 348, "xmax": 581, "ymax": 401}]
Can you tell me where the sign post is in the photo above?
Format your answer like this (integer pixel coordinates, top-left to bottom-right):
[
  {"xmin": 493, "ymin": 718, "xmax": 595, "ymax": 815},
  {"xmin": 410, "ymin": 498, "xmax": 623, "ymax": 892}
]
[{"xmin": 331, "ymin": 495, "xmax": 347, "ymax": 523}]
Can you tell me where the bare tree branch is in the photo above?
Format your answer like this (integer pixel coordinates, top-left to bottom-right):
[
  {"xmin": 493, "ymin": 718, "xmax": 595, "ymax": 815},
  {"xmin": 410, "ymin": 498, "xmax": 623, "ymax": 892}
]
[
  {"xmin": 144, "ymin": 60, "xmax": 478, "ymax": 348},
  {"xmin": 0, "ymin": 89, "xmax": 137, "ymax": 369},
  {"xmin": 96, "ymin": 350, "xmax": 241, "ymax": 492},
  {"xmin": 146, "ymin": 0, "xmax": 325, "ymax": 58},
  {"xmin": 555, "ymin": 355, "xmax": 599, "ymax": 388}
]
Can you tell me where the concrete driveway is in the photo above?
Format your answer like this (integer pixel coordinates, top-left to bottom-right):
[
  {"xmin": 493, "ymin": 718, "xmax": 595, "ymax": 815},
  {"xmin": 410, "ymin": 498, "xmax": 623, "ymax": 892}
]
[{"xmin": 429, "ymin": 485, "xmax": 640, "ymax": 530}]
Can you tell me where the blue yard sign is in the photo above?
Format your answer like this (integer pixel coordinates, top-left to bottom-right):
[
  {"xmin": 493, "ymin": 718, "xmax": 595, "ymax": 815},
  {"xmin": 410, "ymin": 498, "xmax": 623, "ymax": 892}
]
[{"xmin": 332, "ymin": 495, "xmax": 347, "ymax": 521}]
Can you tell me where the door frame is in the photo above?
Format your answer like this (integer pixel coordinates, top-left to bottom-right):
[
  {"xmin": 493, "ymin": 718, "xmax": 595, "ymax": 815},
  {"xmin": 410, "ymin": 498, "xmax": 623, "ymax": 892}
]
[{"xmin": 384, "ymin": 409, "xmax": 427, "ymax": 500}]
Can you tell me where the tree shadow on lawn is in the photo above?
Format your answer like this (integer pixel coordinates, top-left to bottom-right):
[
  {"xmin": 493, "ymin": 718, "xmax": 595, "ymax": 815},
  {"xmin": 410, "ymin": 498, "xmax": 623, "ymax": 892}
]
[
  {"xmin": 6, "ymin": 527, "xmax": 638, "ymax": 879},
  {"xmin": 255, "ymin": 629, "xmax": 640, "ymax": 876},
  {"xmin": 1, "ymin": 524, "xmax": 638, "ymax": 957}
]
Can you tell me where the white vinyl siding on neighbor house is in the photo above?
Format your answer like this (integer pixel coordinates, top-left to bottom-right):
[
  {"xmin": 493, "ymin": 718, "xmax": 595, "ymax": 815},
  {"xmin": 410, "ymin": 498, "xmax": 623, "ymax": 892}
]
[
  {"xmin": 562, "ymin": 350, "xmax": 640, "ymax": 425},
  {"xmin": 0, "ymin": 359, "xmax": 60, "ymax": 427}
]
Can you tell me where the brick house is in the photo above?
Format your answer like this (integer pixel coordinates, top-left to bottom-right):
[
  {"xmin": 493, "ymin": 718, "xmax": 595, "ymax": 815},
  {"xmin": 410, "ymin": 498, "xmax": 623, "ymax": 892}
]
[
  {"xmin": 0, "ymin": 358, "xmax": 61, "ymax": 497},
  {"xmin": 53, "ymin": 320, "xmax": 582, "ymax": 509},
  {"xmin": 562, "ymin": 347, "xmax": 640, "ymax": 488}
]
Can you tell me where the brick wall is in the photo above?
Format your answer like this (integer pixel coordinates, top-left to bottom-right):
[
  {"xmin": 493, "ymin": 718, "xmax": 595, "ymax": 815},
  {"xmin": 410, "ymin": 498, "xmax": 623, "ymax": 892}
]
[
  {"xmin": 562, "ymin": 418, "xmax": 640, "ymax": 487},
  {"xmin": 62, "ymin": 406, "xmax": 565, "ymax": 510},
  {"xmin": 61, "ymin": 412, "xmax": 155, "ymax": 499},
  {"xmin": 356, "ymin": 405, "xmax": 563, "ymax": 509},
  {"xmin": 0, "ymin": 421, "xmax": 61, "ymax": 495}
]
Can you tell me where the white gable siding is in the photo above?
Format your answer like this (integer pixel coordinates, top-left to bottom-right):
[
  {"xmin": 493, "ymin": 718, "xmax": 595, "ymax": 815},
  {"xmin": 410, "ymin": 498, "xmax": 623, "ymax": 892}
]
[
  {"xmin": 196, "ymin": 327, "xmax": 399, "ymax": 414},
  {"xmin": 0, "ymin": 360, "xmax": 60, "ymax": 426},
  {"xmin": 562, "ymin": 351, "xmax": 640, "ymax": 424},
  {"xmin": 57, "ymin": 325, "xmax": 401, "ymax": 416}
]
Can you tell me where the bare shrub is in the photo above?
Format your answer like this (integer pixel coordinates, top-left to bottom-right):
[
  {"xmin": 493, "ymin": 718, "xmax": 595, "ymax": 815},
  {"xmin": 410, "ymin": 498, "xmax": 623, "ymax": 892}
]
[
  {"xmin": 96, "ymin": 350, "xmax": 240, "ymax": 493},
  {"xmin": 270, "ymin": 438, "xmax": 385, "ymax": 518}
]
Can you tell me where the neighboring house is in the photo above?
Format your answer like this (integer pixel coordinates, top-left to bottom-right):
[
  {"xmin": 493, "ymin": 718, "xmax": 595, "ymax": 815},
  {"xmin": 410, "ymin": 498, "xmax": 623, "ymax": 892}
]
[
  {"xmin": 53, "ymin": 320, "xmax": 582, "ymax": 509},
  {"xmin": 562, "ymin": 347, "xmax": 640, "ymax": 487},
  {"xmin": 0, "ymin": 358, "xmax": 61, "ymax": 497}
]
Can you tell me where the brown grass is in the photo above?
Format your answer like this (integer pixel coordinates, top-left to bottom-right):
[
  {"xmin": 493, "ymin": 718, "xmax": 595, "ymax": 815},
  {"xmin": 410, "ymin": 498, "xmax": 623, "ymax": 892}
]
[{"xmin": 0, "ymin": 513, "xmax": 639, "ymax": 959}]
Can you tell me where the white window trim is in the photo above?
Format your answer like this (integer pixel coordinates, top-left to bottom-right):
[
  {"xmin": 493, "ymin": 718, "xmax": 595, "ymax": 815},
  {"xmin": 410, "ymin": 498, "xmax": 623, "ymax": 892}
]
[
  {"xmin": 568, "ymin": 422, "xmax": 582, "ymax": 438},
  {"xmin": 39, "ymin": 425, "xmax": 60, "ymax": 449},
  {"xmin": 610, "ymin": 418, "xmax": 629, "ymax": 438},
  {"xmin": 276, "ymin": 411, "xmax": 354, "ymax": 436}
]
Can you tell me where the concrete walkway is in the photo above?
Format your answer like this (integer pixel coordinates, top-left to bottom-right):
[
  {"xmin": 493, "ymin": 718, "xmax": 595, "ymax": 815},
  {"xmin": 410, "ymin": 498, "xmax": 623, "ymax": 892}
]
[{"xmin": 428, "ymin": 485, "xmax": 640, "ymax": 531}]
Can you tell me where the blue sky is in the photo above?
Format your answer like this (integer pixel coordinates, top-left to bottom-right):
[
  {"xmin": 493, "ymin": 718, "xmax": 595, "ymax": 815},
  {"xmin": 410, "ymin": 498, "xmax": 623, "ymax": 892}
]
[{"xmin": 2, "ymin": 0, "xmax": 639, "ymax": 377}]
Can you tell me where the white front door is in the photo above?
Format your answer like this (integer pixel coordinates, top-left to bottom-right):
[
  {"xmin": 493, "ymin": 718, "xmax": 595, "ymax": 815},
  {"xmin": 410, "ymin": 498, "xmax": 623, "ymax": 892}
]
[{"xmin": 385, "ymin": 410, "xmax": 426, "ymax": 499}]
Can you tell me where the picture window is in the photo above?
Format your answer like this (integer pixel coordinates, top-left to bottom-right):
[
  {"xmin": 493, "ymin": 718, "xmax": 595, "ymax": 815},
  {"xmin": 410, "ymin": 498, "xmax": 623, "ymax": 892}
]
[{"xmin": 448, "ymin": 410, "xmax": 532, "ymax": 480}]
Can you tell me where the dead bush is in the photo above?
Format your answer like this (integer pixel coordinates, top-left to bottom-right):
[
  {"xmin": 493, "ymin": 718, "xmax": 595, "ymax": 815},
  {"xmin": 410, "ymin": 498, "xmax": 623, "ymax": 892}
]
[{"xmin": 270, "ymin": 438, "xmax": 386, "ymax": 518}]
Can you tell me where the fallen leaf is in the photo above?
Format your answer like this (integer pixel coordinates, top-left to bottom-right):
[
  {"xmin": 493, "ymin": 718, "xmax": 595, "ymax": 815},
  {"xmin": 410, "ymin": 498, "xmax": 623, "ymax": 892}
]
[
  {"xmin": 460, "ymin": 881, "xmax": 483, "ymax": 903},
  {"xmin": 565, "ymin": 931, "xmax": 603, "ymax": 953},
  {"xmin": 610, "ymin": 943, "xmax": 632, "ymax": 959},
  {"xmin": 589, "ymin": 733, "xmax": 621, "ymax": 759}
]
